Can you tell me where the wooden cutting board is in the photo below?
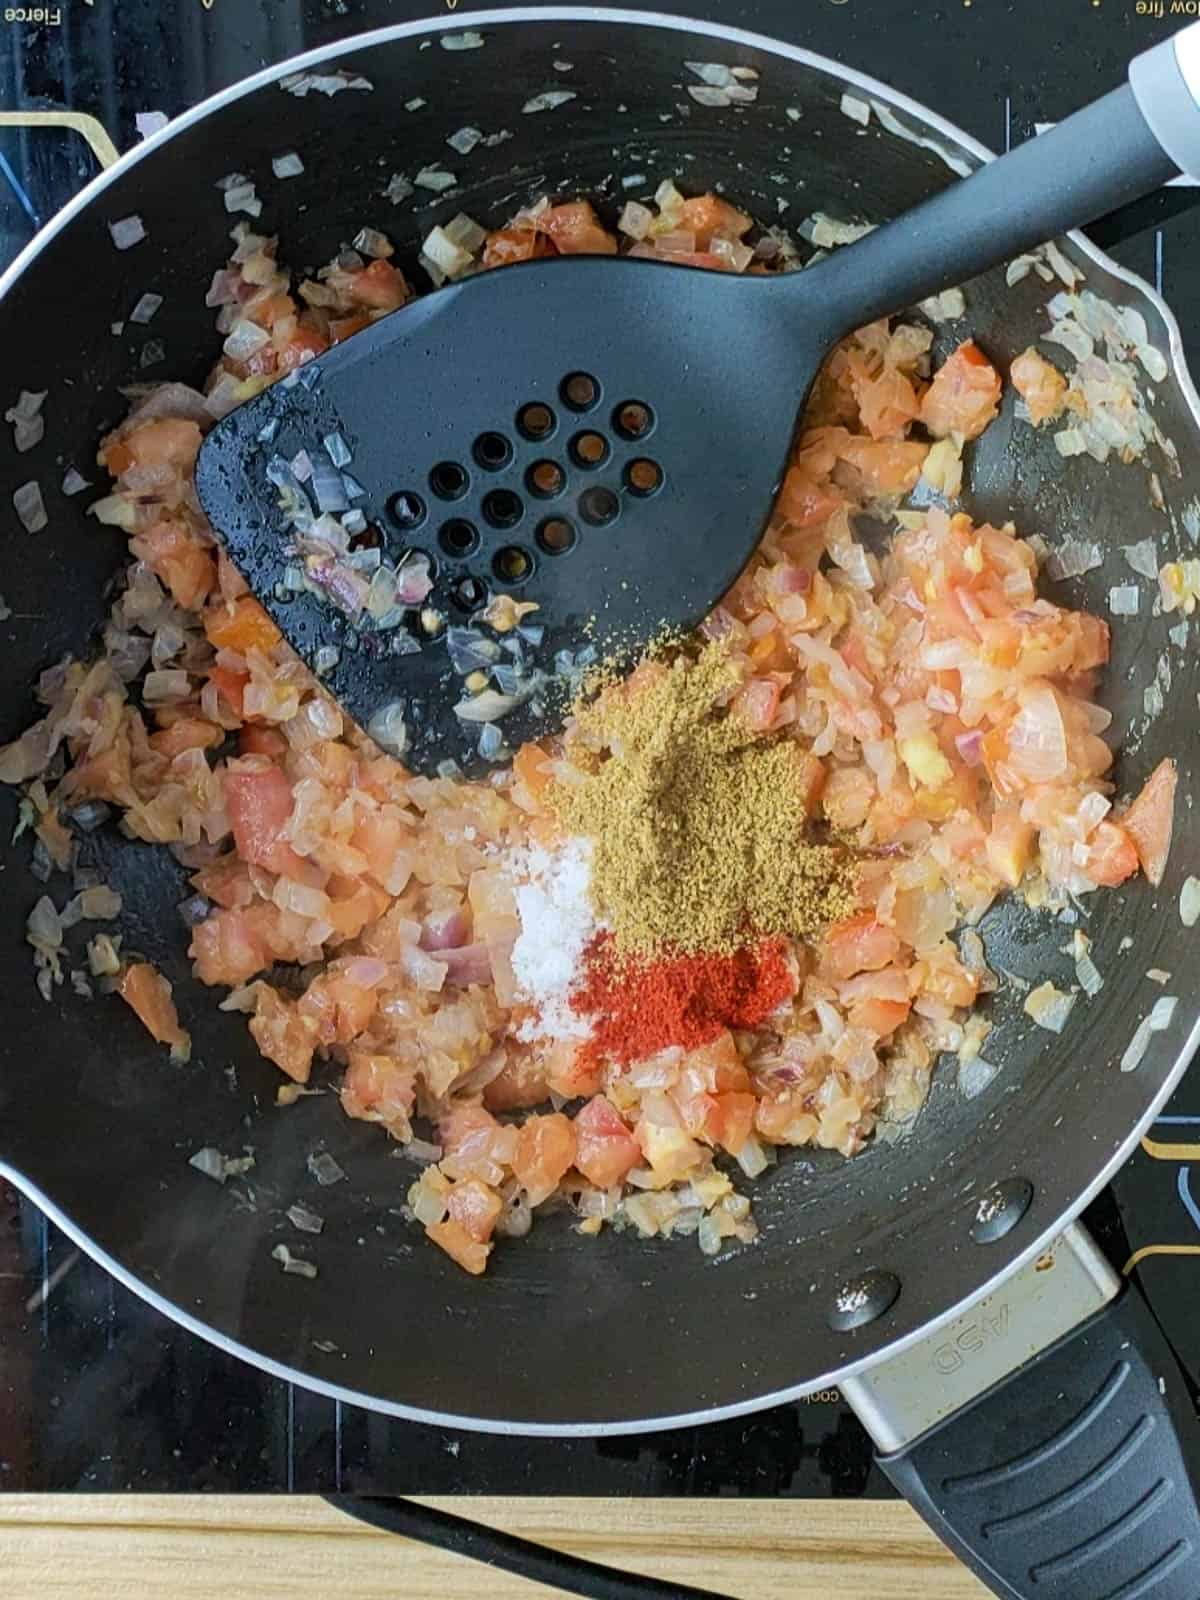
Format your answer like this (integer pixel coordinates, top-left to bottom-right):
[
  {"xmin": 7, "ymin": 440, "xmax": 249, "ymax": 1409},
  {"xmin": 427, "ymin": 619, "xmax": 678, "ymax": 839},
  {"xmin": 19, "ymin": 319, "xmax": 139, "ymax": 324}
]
[{"xmin": 0, "ymin": 1495, "xmax": 988, "ymax": 1597}]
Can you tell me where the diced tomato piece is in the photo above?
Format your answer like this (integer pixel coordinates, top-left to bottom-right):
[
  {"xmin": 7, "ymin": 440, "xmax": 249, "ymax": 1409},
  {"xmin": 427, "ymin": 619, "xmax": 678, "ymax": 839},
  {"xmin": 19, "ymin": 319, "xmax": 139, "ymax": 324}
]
[
  {"xmin": 1010, "ymin": 347, "xmax": 1067, "ymax": 426},
  {"xmin": 352, "ymin": 807, "xmax": 409, "ymax": 887},
  {"xmin": 208, "ymin": 664, "xmax": 248, "ymax": 717},
  {"xmin": 734, "ymin": 673, "xmax": 789, "ymax": 733},
  {"xmin": 350, "ymin": 258, "xmax": 411, "ymax": 310},
  {"xmin": 117, "ymin": 962, "xmax": 191, "ymax": 1059},
  {"xmin": 329, "ymin": 313, "xmax": 372, "ymax": 343},
  {"xmin": 191, "ymin": 855, "xmax": 254, "ymax": 910},
  {"xmin": 204, "ymin": 595, "xmax": 283, "ymax": 654},
  {"xmin": 239, "ymin": 725, "xmax": 288, "ymax": 759},
  {"xmin": 298, "ymin": 966, "xmax": 379, "ymax": 1046},
  {"xmin": 512, "ymin": 1112, "xmax": 577, "ymax": 1206},
  {"xmin": 222, "ymin": 757, "xmax": 293, "ymax": 869},
  {"xmin": 1083, "ymin": 820, "xmax": 1140, "ymax": 888},
  {"xmin": 704, "ymin": 1091, "xmax": 756, "ymax": 1155},
  {"xmin": 248, "ymin": 984, "xmax": 318, "ymax": 1083},
  {"xmin": 1118, "ymin": 758, "xmax": 1177, "ymax": 887},
  {"xmin": 148, "ymin": 717, "xmax": 223, "ymax": 759},
  {"xmin": 776, "ymin": 464, "xmax": 843, "ymax": 528},
  {"xmin": 572, "ymin": 1096, "xmax": 641, "ymax": 1189},
  {"xmin": 855, "ymin": 367, "xmax": 920, "ymax": 441},
  {"xmin": 121, "ymin": 417, "xmax": 203, "ymax": 472},
  {"xmin": 919, "ymin": 340, "xmax": 1001, "ymax": 441},
  {"xmin": 821, "ymin": 913, "xmax": 902, "ymax": 981},
  {"xmin": 484, "ymin": 1052, "xmax": 552, "ymax": 1112},
  {"xmin": 276, "ymin": 325, "xmax": 330, "ymax": 372},
  {"xmin": 481, "ymin": 225, "xmax": 555, "ymax": 269},
  {"xmin": 190, "ymin": 908, "xmax": 269, "ymax": 987},
  {"xmin": 130, "ymin": 519, "xmax": 216, "ymax": 612},
  {"xmin": 544, "ymin": 1038, "xmax": 605, "ymax": 1100},
  {"xmin": 341, "ymin": 1051, "xmax": 416, "ymax": 1137},
  {"xmin": 425, "ymin": 1217, "xmax": 491, "ymax": 1275},
  {"xmin": 986, "ymin": 807, "xmax": 1036, "ymax": 888},
  {"xmin": 537, "ymin": 200, "xmax": 617, "ymax": 256},
  {"xmin": 325, "ymin": 879, "xmax": 391, "ymax": 941},
  {"xmin": 847, "ymin": 996, "xmax": 911, "ymax": 1038},
  {"xmin": 447, "ymin": 1178, "xmax": 504, "ymax": 1244},
  {"xmin": 676, "ymin": 194, "xmax": 752, "ymax": 246}
]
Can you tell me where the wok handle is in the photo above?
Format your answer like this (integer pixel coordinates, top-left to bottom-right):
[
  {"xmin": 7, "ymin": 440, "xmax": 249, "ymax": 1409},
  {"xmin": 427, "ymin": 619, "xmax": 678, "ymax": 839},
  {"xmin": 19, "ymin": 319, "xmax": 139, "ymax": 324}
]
[
  {"xmin": 806, "ymin": 25, "xmax": 1200, "ymax": 333},
  {"xmin": 857, "ymin": 1254, "xmax": 1200, "ymax": 1598}
]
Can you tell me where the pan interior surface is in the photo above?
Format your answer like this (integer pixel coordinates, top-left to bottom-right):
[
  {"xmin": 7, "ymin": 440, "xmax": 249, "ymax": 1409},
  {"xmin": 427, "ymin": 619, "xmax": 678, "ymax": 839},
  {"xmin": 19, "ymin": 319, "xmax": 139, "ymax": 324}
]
[{"xmin": 0, "ymin": 12, "xmax": 1194, "ymax": 1431}]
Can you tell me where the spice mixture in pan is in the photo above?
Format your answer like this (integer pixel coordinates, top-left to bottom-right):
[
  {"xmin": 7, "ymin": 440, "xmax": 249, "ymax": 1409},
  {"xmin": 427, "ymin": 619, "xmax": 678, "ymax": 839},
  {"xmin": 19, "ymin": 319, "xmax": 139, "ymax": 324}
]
[{"xmin": 2, "ymin": 182, "xmax": 1177, "ymax": 1274}]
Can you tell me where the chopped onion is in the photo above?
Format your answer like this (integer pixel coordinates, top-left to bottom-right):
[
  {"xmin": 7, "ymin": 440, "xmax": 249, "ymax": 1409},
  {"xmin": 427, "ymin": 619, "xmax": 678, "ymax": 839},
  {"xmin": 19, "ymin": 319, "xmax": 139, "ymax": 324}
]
[
  {"xmin": 1121, "ymin": 995, "xmax": 1179, "ymax": 1072},
  {"xmin": 129, "ymin": 292, "xmax": 163, "ymax": 325},
  {"xmin": 109, "ymin": 215, "xmax": 146, "ymax": 251},
  {"xmin": 958, "ymin": 1055, "xmax": 999, "ymax": 1100},
  {"xmin": 272, "ymin": 1243, "xmax": 318, "ymax": 1279},
  {"xmin": 954, "ymin": 729, "xmax": 984, "ymax": 766},
  {"xmin": 1108, "ymin": 584, "xmax": 1139, "ymax": 616},
  {"xmin": 1122, "ymin": 538, "xmax": 1158, "ymax": 580},
  {"xmin": 415, "ymin": 166, "xmax": 458, "ymax": 193},
  {"xmin": 272, "ymin": 151, "xmax": 305, "ymax": 179},
  {"xmin": 223, "ymin": 319, "xmax": 270, "ymax": 361},
  {"xmin": 1024, "ymin": 980, "xmax": 1076, "ymax": 1034},
  {"xmin": 279, "ymin": 68, "xmax": 372, "ymax": 97},
  {"xmin": 440, "ymin": 29, "xmax": 485, "ymax": 48},
  {"xmin": 446, "ymin": 126, "xmax": 483, "ymax": 155},
  {"xmin": 135, "ymin": 110, "xmax": 168, "ymax": 139},
  {"xmin": 190, "ymin": 1147, "xmax": 255, "ymax": 1184},
  {"xmin": 14, "ymin": 481, "xmax": 47, "ymax": 533},
  {"xmin": 367, "ymin": 699, "xmax": 408, "ymax": 758},
  {"xmin": 522, "ymin": 90, "xmax": 577, "ymax": 113},
  {"xmin": 352, "ymin": 226, "xmax": 393, "ymax": 259},
  {"xmin": 142, "ymin": 669, "xmax": 190, "ymax": 704},
  {"xmin": 138, "ymin": 339, "xmax": 165, "ymax": 370},
  {"xmin": 223, "ymin": 181, "xmax": 261, "ymax": 217},
  {"xmin": 1045, "ymin": 537, "xmax": 1102, "ymax": 581},
  {"xmin": 1180, "ymin": 876, "xmax": 1200, "ymax": 927},
  {"xmin": 383, "ymin": 173, "xmax": 414, "ymax": 204},
  {"xmin": 61, "ymin": 467, "xmax": 90, "ymax": 496},
  {"xmin": 287, "ymin": 1203, "xmax": 325, "ymax": 1234},
  {"xmin": 619, "ymin": 201, "xmax": 653, "ymax": 241},
  {"xmin": 306, "ymin": 1151, "xmax": 345, "ymax": 1187},
  {"xmin": 453, "ymin": 687, "xmax": 528, "ymax": 723},
  {"xmin": 840, "ymin": 92, "xmax": 871, "ymax": 126},
  {"xmin": 421, "ymin": 224, "xmax": 474, "ymax": 281},
  {"xmin": 310, "ymin": 451, "xmax": 349, "ymax": 514}
]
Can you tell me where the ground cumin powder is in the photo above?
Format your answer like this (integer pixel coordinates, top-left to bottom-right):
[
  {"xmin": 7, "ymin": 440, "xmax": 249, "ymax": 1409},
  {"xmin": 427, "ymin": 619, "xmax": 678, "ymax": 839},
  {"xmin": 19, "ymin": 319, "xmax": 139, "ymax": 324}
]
[{"xmin": 551, "ymin": 643, "xmax": 858, "ymax": 955}]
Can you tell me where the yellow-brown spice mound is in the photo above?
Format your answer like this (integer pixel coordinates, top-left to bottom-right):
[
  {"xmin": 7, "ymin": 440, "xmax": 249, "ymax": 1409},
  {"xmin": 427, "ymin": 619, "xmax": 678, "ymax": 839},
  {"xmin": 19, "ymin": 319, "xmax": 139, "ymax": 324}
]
[{"xmin": 551, "ymin": 643, "xmax": 858, "ymax": 955}]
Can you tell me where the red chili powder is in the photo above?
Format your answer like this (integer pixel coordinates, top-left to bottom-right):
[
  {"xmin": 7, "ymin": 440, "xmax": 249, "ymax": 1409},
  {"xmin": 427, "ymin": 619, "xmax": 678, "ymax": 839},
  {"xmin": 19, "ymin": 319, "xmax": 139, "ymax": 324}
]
[{"xmin": 571, "ymin": 932, "xmax": 796, "ymax": 1064}]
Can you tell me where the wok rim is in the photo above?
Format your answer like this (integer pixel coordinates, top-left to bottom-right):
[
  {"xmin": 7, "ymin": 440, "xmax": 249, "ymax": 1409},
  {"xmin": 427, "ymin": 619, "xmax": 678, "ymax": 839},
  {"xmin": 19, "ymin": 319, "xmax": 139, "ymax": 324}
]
[{"xmin": 1, "ymin": 5, "xmax": 1197, "ymax": 1437}]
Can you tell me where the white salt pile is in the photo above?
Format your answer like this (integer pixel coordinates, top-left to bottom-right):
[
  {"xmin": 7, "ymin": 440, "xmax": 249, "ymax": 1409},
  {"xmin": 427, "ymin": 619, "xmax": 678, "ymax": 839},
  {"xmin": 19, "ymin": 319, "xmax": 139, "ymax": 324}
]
[{"xmin": 510, "ymin": 837, "xmax": 599, "ymax": 1041}]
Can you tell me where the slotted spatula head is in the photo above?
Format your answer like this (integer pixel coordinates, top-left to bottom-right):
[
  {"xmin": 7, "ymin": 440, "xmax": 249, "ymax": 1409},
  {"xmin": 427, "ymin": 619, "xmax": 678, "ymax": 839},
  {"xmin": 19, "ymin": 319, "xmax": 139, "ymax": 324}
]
[{"xmin": 194, "ymin": 257, "xmax": 814, "ymax": 777}]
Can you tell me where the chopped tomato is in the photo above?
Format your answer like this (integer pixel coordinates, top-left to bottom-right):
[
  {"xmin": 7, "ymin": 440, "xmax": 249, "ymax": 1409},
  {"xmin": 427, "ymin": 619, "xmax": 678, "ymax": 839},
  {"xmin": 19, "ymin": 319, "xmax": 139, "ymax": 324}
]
[
  {"xmin": 484, "ymin": 1052, "xmax": 552, "ymax": 1112},
  {"xmin": 298, "ymin": 965, "xmax": 379, "ymax": 1046},
  {"xmin": 447, "ymin": 1178, "xmax": 504, "ymax": 1244},
  {"xmin": 130, "ymin": 519, "xmax": 216, "ymax": 611},
  {"xmin": 676, "ymin": 194, "xmax": 752, "ymax": 246},
  {"xmin": 117, "ymin": 962, "xmax": 191, "ymax": 1060},
  {"xmin": 1010, "ymin": 347, "xmax": 1067, "ymax": 426},
  {"xmin": 118, "ymin": 417, "xmax": 203, "ymax": 472},
  {"xmin": 350, "ymin": 258, "xmax": 411, "ymax": 310},
  {"xmin": 341, "ymin": 1051, "xmax": 416, "ymax": 1136},
  {"xmin": 208, "ymin": 664, "xmax": 249, "ymax": 717},
  {"xmin": 734, "ymin": 673, "xmax": 789, "ymax": 733},
  {"xmin": 351, "ymin": 807, "xmax": 409, "ymax": 887},
  {"xmin": 544, "ymin": 1037, "xmax": 605, "ymax": 1100},
  {"xmin": 855, "ymin": 367, "xmax": 921, "ymax": 441},
  {"xmin": 1083, "ymin": 820, "xmax": 1140, "ymax": 888},
  {"xmin": 481, "ymin": 225, "xmax": 555, "ymax": 269},
  {"xmin": 148, "ymin": 718, "xmax": 223, "ymax": 759},
  {"xmin": 776, "ymin": 464, "xmax": 843, "ymax": 528},
  {"xmin": 572, "ymin": 1096, "xmax": 641, "ymax": 1189},
  {"xmin": 425, "ymin": 1217, "xmax": 490, "ymax": 1275},
  {"xmin": 276, "ymin": 325, "xmax": 330, "ymax": 372},
  {"xmin": 191, "ymin": 855, "xmax": 254, "ymax": 910},
  {"xmin": 1118, "ymin": 757, "xmax": 1177, "ymax": 887},
  {"xmin": 512, "ymin": 1112, "xmax": 577, "ymax": 1205},
  {"xmin": 919, "ymin": 340, "xmax": 1001, "ymax": 441},
  {"xmin": 248, "ymin": 983, "xmax": 318, "ymax": 1083},
  {"xmin": 222, "ymin": 757, "xmax": 293, "ymax": 869},
  {"xmin": 704, "ymin": 1091, "xmax": 756, "ymax": 1155},
  {"xmin": 239, "ymin": 725, "xmax": 288, "ymax": 759},
  {"xmin": 821, "ymin": 913, "xmax": 902, "ymax": 981},
  {"xmin": 204, "ymin": 595, "xmax": 283, "ymax": 654},
  {"xmin": 847, "ymin": 996, "xmax": 911, "ymax": 1038},
  {"xmin": 329, "ymin": 313, "xmax": 372, "ymax": 343},
  {"xmin": 537, "ymin": 200, "xmax": 618, "ymax": 256},
  {"xmin": 325, "ymin": 878, "xmax": 391, "ymax": 941},
  {"xmin": 189, "ymin": 908, "xmax": 268, "ymax": 987},
  {"xmin": 513, "ymin": 741, "xmax": 555, "ymax": 807}
]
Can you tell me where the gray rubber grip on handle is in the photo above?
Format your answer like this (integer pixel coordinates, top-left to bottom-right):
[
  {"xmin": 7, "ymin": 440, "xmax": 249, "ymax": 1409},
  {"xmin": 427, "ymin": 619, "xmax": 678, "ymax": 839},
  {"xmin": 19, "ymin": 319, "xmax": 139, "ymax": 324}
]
[
  {"xmin": 1130, "ymin": 22, "xmax": 1200, "ymax": 178},
  {"xmin": 880, "ymin": 1286, "xmax": 1200, "ymax": 1600}
]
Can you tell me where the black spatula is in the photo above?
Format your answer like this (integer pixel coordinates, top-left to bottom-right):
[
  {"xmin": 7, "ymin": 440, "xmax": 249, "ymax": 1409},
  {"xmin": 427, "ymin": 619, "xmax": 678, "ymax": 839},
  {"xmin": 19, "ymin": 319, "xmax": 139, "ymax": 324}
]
[{"xmin": 194, "ymin": 29, "xmax": 1198, "ymax": 778}]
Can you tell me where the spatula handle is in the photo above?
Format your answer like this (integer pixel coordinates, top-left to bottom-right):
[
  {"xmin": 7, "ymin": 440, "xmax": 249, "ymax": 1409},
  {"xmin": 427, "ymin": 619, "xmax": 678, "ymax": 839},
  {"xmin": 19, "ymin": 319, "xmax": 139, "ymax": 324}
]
[{"xmin": 809, "ymin": 25, "xmax": 1200, "ymax": 333}]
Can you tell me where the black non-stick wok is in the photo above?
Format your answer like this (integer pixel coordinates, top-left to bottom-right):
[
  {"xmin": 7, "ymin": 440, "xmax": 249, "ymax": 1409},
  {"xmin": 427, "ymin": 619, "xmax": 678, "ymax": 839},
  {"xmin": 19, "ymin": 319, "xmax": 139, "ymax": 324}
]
[{"xmin": 1, "ymin": 10, "xmax": 1199, "ymax": 1597}]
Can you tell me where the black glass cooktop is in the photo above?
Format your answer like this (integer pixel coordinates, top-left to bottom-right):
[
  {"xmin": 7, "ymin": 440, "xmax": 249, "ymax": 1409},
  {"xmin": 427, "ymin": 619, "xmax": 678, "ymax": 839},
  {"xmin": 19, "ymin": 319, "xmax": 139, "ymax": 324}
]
[{"xmin": 2, "ymin": 0, "xmax": 1198, "ymax": 1495}]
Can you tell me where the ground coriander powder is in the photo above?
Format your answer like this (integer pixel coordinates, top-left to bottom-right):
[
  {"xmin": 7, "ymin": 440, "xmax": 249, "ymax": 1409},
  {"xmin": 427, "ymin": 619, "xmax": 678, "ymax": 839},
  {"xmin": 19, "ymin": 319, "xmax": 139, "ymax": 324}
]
[{"xmin": 551, "ymin": 642, "xmax": 858, "ymax": 955}]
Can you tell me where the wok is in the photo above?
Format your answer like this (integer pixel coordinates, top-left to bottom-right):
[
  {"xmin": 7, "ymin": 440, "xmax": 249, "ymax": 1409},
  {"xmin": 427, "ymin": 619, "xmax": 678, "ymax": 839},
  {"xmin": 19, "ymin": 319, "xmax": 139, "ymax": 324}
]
[{"xmin": 1, "ymin": 11, "xmax": 1198, "ymax": 1596}]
